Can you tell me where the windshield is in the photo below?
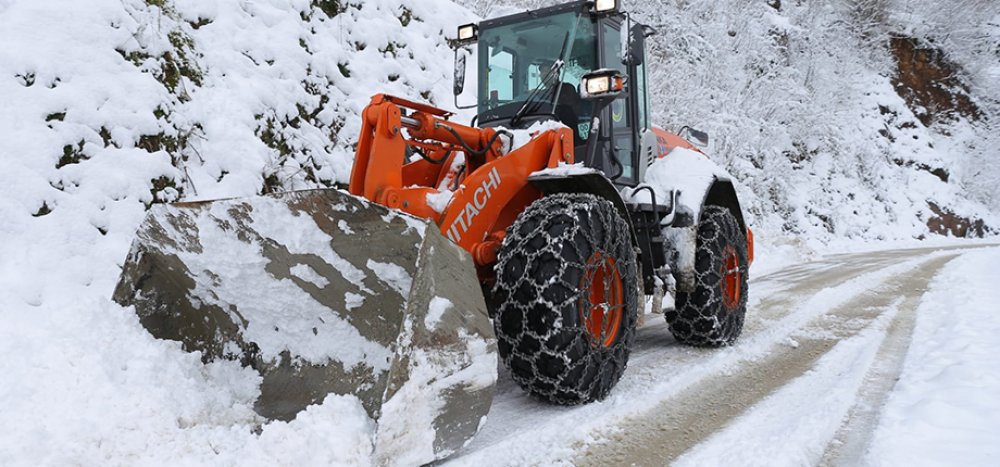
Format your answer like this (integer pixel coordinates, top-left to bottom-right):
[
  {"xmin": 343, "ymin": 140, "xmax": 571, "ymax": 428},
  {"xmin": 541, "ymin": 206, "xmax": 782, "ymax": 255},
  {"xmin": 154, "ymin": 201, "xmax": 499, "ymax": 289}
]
[{"xmin": 477, "ymin": 11, "xmax": 597, "ymax": 126}]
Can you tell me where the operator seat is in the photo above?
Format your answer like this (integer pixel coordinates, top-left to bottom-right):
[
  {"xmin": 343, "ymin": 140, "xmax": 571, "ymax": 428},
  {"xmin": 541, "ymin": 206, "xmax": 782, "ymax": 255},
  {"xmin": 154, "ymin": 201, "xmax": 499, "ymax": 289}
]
[{"xmin": 549, "ymin": 82, "xmax": 584, "ymax": 146}]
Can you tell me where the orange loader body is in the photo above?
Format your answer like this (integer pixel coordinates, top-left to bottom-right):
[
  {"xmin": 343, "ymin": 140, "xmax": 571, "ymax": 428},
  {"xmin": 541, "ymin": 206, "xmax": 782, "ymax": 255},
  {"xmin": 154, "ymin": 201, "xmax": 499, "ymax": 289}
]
[
  {"xmin": 348, "ymin": 94, "xmax": 753, "ymax": 271},
  {"xmin": 349, "ymin": 94, "xmax": 575, "ymax": 276}
]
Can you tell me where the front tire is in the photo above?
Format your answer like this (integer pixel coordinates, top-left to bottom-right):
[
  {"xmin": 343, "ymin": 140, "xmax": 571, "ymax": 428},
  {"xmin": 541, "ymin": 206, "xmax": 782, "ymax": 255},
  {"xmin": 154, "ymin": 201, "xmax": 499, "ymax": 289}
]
[
  {"xmin": 667, "ymin": 205, "xmax": 748, "ymax": 347},
  {"xmin": 492, "ymin": 194, "xmax": 639, "ymax": 404}
]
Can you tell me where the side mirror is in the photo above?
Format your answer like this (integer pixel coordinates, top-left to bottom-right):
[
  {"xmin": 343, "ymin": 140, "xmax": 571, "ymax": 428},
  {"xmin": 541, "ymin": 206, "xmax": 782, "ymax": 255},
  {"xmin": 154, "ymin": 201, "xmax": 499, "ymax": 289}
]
[
  {"xmin": 681, "ymin": 126, "xmax": 710, "ymax": 147},
  {"xmin": 453, "ymin": 46, "xmax": 478, "ymax": 110},
  {"xmin": 689, "ymin": 129, "xmax": 709, "ymax": 146},
  {"xmin": 451, "ymin": 23, "xmax": 477, "ymax": 98},
  {"xmin": 453, "ymin": 50, "xmax": 467, "ymax": 96},
  {"xmin": 628, "ymin": 25, "xmax": 656, "ymax": 66}
]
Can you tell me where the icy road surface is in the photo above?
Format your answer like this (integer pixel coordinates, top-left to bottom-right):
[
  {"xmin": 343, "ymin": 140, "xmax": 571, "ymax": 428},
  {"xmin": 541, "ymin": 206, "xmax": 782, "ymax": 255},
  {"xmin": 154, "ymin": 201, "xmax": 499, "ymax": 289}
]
[{"xmin": 442, "ymin": 244, "xmax": 1000, "ymax": 466}]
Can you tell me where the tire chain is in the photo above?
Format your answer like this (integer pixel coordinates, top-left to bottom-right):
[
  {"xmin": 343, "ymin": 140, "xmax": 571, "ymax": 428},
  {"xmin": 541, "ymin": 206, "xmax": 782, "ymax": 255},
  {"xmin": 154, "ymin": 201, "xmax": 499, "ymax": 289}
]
[
  {"xmin": 492, "ymin": 194, "xmax": 638, "ymax": 404},
  {"xmin": 666, "ymin": 205, "xmax": 749, "ymax": 347}
]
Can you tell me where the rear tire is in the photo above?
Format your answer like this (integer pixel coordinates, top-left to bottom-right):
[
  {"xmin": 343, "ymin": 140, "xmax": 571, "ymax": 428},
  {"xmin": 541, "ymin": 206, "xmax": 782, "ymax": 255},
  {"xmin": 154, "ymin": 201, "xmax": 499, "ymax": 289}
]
[
  {"xmin": 492, "ymin": 194, "xmax": 638, "ymax": 404},
  {"xmin": 667, "ymin": 205, "xmax": 748, "ymax": 347}
]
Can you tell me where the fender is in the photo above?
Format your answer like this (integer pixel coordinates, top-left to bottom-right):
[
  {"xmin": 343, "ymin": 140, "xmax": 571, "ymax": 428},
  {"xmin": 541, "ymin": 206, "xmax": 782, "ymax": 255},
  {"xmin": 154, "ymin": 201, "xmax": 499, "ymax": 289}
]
[
  {"xmin": 703, "ymin": 178, "xmax": 746, "ymax": 231},
  {"xmin": 527, "ymin": 170, "xmax": 639, "ymax": 249},
  {"xmin": 663, "ymin": 177, "xmax": 746, "ymax": 292},
  {"xmin": 643, "ymin": 147, "xmax": 748, "ymax": 292}
]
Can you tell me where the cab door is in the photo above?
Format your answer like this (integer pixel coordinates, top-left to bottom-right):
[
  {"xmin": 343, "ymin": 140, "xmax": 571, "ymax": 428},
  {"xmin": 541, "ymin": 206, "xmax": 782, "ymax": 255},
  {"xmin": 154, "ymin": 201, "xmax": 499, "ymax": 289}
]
[{"xmin": 599, "ymin": 18, "xmax": 637, "ymax": 186}]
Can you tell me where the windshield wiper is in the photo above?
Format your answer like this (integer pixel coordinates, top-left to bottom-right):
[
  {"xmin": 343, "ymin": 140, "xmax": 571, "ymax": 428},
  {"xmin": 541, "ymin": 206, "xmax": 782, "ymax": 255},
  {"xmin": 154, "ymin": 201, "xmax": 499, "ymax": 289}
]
[
  {"xmin": 510, "ymin": 60, "xmax": 564, "ymax": 127},
  {"xmin": 510, "ymin": 32, "xmax": 570, "ymax": 127}
]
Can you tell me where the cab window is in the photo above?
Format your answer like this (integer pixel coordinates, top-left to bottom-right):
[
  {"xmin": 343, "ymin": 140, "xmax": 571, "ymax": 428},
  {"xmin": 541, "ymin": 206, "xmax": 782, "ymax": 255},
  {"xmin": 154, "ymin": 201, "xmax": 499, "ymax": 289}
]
[{"xmin": 486, "ymin": 48, "xmax": 514, "ymax": 103}]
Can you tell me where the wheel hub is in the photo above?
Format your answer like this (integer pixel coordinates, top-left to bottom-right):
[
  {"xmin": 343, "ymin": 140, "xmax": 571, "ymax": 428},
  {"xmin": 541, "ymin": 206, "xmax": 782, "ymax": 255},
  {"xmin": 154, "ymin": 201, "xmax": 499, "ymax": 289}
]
[
  {"xmin": 579, "ymin": 251, "xmax": 624, "ymax": 348},
  {"xmin": 720, "ymin": 244, "xmax": 742, "ymax": 310}
]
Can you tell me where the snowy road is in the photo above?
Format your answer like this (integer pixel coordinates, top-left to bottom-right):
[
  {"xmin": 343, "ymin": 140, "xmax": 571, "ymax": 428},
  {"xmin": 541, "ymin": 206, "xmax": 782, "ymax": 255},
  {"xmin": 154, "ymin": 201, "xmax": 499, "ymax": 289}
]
[{"xmin": 441, "ymin": 244, "xmax": 999, "ymax": 466}]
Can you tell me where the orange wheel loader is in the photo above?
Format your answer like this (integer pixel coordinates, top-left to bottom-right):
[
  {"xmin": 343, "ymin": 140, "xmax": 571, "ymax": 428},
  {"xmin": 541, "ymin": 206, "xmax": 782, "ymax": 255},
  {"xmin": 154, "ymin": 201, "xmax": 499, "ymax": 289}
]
[{"xmin": 113, "ymin": 1, "xmax": 753, "ymax": 464}]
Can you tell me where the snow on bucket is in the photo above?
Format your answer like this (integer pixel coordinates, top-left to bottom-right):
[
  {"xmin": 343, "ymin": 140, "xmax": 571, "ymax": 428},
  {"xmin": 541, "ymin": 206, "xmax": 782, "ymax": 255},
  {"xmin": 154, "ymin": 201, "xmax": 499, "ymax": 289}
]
[{"xmin": 112, "ymin": 188, "xmax": 497, "ymax": 464}]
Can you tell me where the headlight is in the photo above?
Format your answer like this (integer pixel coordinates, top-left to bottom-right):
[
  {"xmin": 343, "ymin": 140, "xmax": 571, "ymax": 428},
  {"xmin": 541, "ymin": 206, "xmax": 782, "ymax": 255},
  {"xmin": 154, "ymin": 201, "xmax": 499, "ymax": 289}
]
[
  {"xmin": 581, "ymin": 69, "xmax": 626, "ymax": 99},
  {"xmin": 586, "ymin": 76, "xmax": 611, "ymax": 95}
]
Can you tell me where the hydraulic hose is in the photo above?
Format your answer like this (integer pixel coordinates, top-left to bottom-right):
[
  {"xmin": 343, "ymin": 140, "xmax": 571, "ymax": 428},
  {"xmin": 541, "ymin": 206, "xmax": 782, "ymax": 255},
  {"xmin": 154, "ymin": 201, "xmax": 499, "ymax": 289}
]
[{"xmin": 439, "ymin": 123, "xmax": 513, "ymax": 158}]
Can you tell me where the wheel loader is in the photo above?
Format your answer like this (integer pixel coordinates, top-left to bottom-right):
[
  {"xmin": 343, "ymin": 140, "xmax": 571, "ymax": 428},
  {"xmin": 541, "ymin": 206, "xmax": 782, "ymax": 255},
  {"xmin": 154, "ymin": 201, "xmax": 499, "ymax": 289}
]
[{"xmin": 113, "ymin": 0, "xmax": 753, "ymax": 464}]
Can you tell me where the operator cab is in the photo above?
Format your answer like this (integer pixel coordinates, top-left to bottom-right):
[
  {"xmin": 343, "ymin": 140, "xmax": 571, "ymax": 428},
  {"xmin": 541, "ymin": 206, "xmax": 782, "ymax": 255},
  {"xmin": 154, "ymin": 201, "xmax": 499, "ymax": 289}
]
[{"xmin": 452, "ymin": 0, "xmax": 654, "ymax": 187}]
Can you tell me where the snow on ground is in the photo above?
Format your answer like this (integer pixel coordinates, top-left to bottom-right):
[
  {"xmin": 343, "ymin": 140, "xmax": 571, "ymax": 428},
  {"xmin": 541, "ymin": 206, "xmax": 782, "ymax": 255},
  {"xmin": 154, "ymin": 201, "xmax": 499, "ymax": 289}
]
[
  {"xmin": 442, "ymin": 248, "xmax": 949, "ymax": 465},
  {"xmin": 427, "ymin": 243, "xmax": 1000, "ymax": 466},
  {"xmin": 673, "ymin": 300, "xmax": 905, "ymax": 467},
  {"xmin": 624, "ymin": 246, "xmax": 1000, "ymax": 467},
  {"xmin": 1, "ymin": 0, "xmax": 999, "ymax": 464},
  {"xmin": 866, "ymin": 248, "xmax": 1000, "ymax": 466}
]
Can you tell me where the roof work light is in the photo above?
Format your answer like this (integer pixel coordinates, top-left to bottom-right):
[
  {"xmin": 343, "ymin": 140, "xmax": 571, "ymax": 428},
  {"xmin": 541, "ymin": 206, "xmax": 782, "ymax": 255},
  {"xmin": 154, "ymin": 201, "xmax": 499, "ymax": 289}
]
[
  {"xmin": 593, "ymin": 0, "xmax": 619, "ymax": 14},
  {"xmin": 457, "ymin": 23, "xmax": 479, "ymax": 43}
]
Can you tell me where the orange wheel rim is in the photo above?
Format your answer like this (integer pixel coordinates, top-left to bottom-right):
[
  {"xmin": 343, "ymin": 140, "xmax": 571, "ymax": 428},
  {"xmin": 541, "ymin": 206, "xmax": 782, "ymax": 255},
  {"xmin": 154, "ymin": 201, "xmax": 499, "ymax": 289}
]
[
  {"xmin": 721, "ymin": 244, "xmax": 742, "ymax": 310},
  {"xmin": 579, "ymin": 251, "xmax": 624, "ymax": 348}
]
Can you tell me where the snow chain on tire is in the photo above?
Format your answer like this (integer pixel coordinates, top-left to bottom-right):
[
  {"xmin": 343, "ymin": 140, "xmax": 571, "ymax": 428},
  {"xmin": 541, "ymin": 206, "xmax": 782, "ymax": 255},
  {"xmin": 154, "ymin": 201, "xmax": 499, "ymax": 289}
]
[
  {"xmin": 667, "ymin": 205, "xmax": 749, "ymax": 347},
  {"xmin": 492, "ymin": 193, "xmax": 639, "ymax": 404}
]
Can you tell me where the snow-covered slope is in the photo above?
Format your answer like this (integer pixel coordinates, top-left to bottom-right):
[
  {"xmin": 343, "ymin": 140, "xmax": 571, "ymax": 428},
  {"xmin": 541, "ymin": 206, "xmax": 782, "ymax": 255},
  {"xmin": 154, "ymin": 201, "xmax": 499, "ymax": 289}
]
[
  {"xmin": 0, "ymin": 0, "xmax": 473, "ymax": 464},
  {"xmin": 463, "ymin": 0, "xmax": 1000, "ymax": 251},
  {"xmin": 1, "ymin": 0, "xmax": 475, "ymax": 302}
]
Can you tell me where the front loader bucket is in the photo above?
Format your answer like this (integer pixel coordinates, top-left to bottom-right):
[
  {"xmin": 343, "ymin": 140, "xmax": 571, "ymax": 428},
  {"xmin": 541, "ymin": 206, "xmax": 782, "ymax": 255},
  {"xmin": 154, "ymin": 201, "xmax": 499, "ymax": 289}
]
[{"xmin": 112, "ymin": 189, "xmax": 497, "ymax": 464}]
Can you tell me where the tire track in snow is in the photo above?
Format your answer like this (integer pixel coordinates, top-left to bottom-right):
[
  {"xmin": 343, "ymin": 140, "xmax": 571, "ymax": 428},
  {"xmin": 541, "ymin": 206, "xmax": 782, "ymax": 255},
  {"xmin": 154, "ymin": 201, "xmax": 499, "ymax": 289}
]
[
  {"xmin": 576, "ymin": 253, "xmax": 960, "ymax": 466},
  {"xmin": 443, "ymin": 245, "xmax": 993, "ymax": 466},
  {"xmin": 816, "ymin": 256, "xmax": 955, "ymax": 466}
]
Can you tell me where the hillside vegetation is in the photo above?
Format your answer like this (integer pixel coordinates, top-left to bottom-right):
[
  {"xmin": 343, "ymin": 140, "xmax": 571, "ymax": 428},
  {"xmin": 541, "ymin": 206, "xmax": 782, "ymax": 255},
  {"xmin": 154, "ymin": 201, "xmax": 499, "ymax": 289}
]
[{"xmin": 465, "ymin": 0, "xmax": 1000, "ymax": 246}]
